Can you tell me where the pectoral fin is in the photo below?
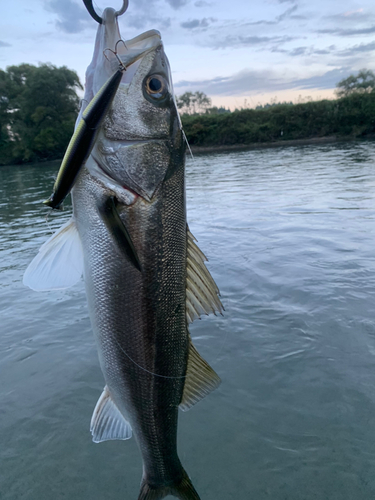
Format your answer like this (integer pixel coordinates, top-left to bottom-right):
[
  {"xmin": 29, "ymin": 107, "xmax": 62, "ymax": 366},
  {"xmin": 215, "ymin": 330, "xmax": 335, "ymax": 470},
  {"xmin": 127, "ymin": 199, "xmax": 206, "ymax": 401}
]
[
  {"xmin": 179, "ymin": 339, "xmax": 221, "ymax": 411},
  {"xmin": 98, "ymin": 196, "xmax": 142, "ymax": 272},
  {"xmin": 23, "ymin": 218, "xmax": 84, "ymax": 291}
]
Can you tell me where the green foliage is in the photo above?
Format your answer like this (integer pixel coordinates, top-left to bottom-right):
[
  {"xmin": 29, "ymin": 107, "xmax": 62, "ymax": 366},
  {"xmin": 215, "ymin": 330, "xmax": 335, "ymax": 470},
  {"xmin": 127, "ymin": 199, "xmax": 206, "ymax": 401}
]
[
  {"xmin": 336, "ymin": 69, "xmax": 375, "ymax": 98},
  {"xmin": 182, "ymin": 93, "xmax": 375, "ymax": 147},
  {"xmin": 205, "ymin": 106, "xmax": 231, "ymax": 115},
  {"xmin": 0, "ymin": 63, "xmax": 82, "ymax": 165},
  {"xmin": 2, "ymin": 64, "xmax": 375, "ymax": 163},
  {"xmin": 255, "ymin": 101, "xmax": 294, "ymax": 110}
]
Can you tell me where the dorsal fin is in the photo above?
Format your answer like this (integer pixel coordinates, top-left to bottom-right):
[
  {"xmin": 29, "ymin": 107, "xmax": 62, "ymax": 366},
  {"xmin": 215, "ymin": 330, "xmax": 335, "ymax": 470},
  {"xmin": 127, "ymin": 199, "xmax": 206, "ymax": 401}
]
[
  {"xmin": 180, "ymin": 338, "xmax": 221, "ymax": 411},
  {"xmin": 186, "ymin": 228, "xmax": 224, "ymax": 323}
]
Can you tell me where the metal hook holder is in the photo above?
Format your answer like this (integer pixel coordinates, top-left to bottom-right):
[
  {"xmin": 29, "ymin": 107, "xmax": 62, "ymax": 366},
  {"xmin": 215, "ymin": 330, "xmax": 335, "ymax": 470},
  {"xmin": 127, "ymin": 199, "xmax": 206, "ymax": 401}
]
[{"xmin": 83, "ymin": 0, "xmax": 129, "ymax": 24}]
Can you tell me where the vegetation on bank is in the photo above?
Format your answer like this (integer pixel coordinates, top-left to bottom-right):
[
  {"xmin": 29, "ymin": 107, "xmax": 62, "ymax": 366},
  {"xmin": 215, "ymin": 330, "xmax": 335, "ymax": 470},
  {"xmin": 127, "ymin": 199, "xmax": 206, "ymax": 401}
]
[
  {"xmin": 180, "ymin": 70, "xmax": 375, "ymax": 147},
  {"xmin": 181, "ymin": 92, "xmax": 375, "ymax": 147},
  {"xmin": 1, "ymin": 65, "xmax": 375, "ymax": 166},
  {"xmin": 0, "ymin": 64, "xmax": 82, "ymax": 166}
]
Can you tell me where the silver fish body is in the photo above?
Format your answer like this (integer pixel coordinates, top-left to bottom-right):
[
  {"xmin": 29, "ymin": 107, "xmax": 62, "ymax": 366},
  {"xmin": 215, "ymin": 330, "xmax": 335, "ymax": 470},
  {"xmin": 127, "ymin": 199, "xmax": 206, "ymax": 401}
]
[
  {"xmin": 73, "ymin": 70, "xmax": 188, "ymax": 485},
  {"xmin": 74, "ymin": 158, "xmax": 188, "ymax": 484},
  {"xmin": 72, "ymin": 37, "xmax": 221, "ymax": 499}
]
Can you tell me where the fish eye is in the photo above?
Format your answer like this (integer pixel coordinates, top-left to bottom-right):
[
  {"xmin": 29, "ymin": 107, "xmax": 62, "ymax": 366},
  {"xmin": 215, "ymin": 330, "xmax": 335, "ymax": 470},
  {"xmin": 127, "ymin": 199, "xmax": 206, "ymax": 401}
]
[{"xmin": 145, "ymin": 75, "xmax": 168, "ymax": 99}]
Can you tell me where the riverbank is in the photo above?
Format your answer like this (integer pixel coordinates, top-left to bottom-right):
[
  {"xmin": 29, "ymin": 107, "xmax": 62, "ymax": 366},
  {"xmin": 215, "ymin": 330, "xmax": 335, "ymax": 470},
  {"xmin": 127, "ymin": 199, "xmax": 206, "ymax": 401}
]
[
  {"xmin": 2, "ymin": 91, "xmax": 375, "ymax": 166},
  {"xmin": 182, "ymin": 92, "xmax": 375, "ymax": 151},
  {"xmin": 3, "ymin": 135, "xmax": 372, "ymax": 168},
  {"xmin": 190, "ymin": 135, "xmax": 346, "ymax": 154}
]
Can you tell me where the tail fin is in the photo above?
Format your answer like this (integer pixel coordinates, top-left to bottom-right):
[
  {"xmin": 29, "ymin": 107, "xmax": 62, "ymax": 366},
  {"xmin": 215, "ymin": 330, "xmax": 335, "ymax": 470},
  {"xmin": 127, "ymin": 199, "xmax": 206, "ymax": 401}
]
[{"xmin": 138, "ymin": 469, "xmax": 200, "ymax": 500}]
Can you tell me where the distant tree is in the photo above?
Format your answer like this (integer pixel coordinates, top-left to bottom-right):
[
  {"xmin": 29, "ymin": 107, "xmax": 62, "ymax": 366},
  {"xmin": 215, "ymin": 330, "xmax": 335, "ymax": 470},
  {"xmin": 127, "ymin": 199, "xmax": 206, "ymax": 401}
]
[
  {"xmin": 176, "ymin": 91, "xmax": 212, "ymax": 114},
  {"xmin": 255, "ymin": 101, "xmax": 294, "ymax": 110},
  {"xmin": 205, "ymin": 106, "xmax": 231, "ymax": 115},
  {"xmin": 194, "ymin": 91, "xmax": 211, "ymax": 113},
  {"xmin": 336, "ymin": 69, "xmax": 375, "ymax": 98},
  {"xmin": 0, "ymin": 63, "xmax": 82, "ymax": 165},
  {"xmin": 0, "ymin": 69, "xmax": 12, "ymax": 162}
]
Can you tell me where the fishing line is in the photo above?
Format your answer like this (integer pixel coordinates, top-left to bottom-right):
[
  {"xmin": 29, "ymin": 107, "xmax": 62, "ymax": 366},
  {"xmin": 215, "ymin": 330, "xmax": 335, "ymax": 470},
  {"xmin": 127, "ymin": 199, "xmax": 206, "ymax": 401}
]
[
  {"xmin": 182, "ymin": 129, "xmax": 194, "ymax": 161},
  {"xmin": 180, "ymin": 114, "xmax": 228, "ymax": 367},
  {"xmin": 114, "ymin": 336, "xmax": 187, "ymax": 379},
  {"xmin": 80, "ymin": 98, "xmax": 89, "ymax": 110},
  {"xmin": 44, "ymin": 211, "xmax": 54, "ymax": 235}
]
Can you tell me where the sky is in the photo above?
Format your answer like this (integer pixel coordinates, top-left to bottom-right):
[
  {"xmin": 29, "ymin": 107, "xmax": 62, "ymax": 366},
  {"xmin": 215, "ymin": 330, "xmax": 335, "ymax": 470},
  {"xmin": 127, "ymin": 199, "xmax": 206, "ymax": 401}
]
[{"xmin": 1, "ymin": 0, "xmax": 375, "ymax": 109}]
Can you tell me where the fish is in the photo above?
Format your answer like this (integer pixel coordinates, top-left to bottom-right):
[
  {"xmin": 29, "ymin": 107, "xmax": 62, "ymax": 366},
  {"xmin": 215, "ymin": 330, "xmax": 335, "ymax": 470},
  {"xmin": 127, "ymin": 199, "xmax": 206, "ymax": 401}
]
[{"xmin": 24, "ymin": 7, "xmax": 223, "ymax": 500}]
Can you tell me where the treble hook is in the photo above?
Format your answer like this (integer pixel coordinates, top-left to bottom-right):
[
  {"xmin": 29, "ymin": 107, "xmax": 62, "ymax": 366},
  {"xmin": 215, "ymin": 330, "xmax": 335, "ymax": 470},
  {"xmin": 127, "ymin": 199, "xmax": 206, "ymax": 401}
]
[
  {"xmin": 83, "ymin": 0, "xmax": 129, "ymax": 24},
  {"xmin": 103, "ymin": 40, "xmax": 128, "ymax": 71}
]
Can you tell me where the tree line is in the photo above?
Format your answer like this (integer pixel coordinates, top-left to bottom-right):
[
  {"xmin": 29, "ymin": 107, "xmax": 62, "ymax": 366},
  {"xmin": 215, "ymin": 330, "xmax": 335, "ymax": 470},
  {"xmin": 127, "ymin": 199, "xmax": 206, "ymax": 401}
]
[
  {"xmin": 0, "ymin": 65, "xmax": 374, "ymax": 166},
  {"xmin": 0, "ymin": 63, "xmax": 82, "ymax": 165},
  {"xmin": 181, "ymin": 70, "xmax": 375, "ymax": 147}
]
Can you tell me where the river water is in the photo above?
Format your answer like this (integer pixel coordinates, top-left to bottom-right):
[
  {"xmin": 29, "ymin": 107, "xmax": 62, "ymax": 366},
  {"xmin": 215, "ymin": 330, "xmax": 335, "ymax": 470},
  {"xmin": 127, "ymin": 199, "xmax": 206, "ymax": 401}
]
[{"xmin": 1, "ymin": 141, "xmax": 375, "ymax": 499}]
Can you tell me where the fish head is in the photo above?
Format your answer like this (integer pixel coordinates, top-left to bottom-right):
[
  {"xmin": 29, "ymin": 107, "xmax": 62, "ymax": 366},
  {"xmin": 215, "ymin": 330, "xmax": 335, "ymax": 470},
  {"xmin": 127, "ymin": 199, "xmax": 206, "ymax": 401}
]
[
  {"xmin": 103, "ymin": 40, "xmax": 180, "ymax": 143},
  {"xmin": 84, "ymin": 10, "xmax": 184, "ymax": 202}
]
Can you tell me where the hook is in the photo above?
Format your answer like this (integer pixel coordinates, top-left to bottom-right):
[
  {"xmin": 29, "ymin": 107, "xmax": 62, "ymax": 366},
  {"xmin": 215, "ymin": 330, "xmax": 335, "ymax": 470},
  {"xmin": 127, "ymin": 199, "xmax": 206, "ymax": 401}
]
[
  {"xmin": 115, "ymin": 1, "xmax": 129, "ymax": 17},
  {"xmin": 103, "ymin": 40, "xmax": 128, "ymax": 71},
  {"xmin": 83, "ymin": 0, "xmax": 129, "ymax": 24}
]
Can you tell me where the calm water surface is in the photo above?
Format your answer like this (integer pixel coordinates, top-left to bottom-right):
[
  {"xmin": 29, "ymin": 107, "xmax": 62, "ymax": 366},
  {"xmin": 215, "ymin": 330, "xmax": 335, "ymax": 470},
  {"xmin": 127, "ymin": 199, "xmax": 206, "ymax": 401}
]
[{"xmin": 1, "ymin": 141, "xmax": 375, "ymax": 499}]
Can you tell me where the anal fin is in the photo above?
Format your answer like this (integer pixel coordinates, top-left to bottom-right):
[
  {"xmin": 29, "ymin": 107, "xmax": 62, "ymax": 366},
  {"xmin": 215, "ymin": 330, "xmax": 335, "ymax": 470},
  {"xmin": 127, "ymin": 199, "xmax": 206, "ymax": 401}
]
[
  {"xmin": 180, "ymin": 339, "xmax": 221, "ymax": 412},
  {"xmin": 90, "ymin": 386, "xmax": 132, "ymax": 443}
]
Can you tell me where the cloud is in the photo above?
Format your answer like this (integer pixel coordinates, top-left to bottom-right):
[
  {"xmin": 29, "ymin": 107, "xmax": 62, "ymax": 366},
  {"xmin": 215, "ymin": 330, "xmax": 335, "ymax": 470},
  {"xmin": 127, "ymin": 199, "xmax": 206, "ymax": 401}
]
[
  {"xmin": 165, "ymin": 0, "xmax": 189, "ymax": 9},
  {"xmin": 289, "ymin": 46, "xmax": 307, "ymax": 56},
  {"xmin": 211, "ymin": 34, "xmax": 295, "ymax": 49},
  {"xmin": 45, "ymin": 0, "xmax": 90, "ymax": 34},
  {"xmin": 194, "ymin": 0, "xmax": 213, "ymax": 6},
  {"xmin": 296, "ymin": 68, "xmax": 352, "ymax": 89},
  {"xmin": 272, "ymin": 44, "xmax": 337, "ymax": 57},
  {"xmin": 114, "ymin": 0, "xmax": 171, "ymax": 30},
  {"xmin": 313, "ymin": 48, "xmax": 333, "ymax": 55},
  {"xmin": 126, "ymin": 14, "xmax": 172, "ymax": 30},
  {"xmin": 174, "ymin": 67, "xmax": 352, "ymax": 96},
  {"xmin": 0, "ymin": 41, "xmax": 11, "ymax": 48},
  {"xmin": 241, "ymin": 4, "xmax": 299, "ymax": 27},
  {"xmin": 248, "ymin": 20, "xmax": 277, "ymax": 26},
  {"xmin": 276, "ymin": 5, "xmax": 298, "ymax": 22},
  {"xmin": 324, "ymin": 9, "xmax": 369, "ymax": 25},
  {"xmin": 343, "ymin": 8, "xmax": 364, "ymax": 17},
  {"xmin": 338, "ymin": 41, "xmax": 375, "ymax": 57},
  {"xmin": 318, "ymin": 25, "xmax": 375, "ymax": 37},
  {"xmin": 181, "ymin": 17, "xmax": 216, "ymax": 29}
]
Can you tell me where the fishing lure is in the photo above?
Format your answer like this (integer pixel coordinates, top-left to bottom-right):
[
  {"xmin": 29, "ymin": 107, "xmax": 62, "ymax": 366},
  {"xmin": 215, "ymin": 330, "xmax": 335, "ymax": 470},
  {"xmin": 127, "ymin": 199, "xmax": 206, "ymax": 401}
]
[{"xmin": 44, "ymin": 55, "xmax": 126, "ymax": 210}]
